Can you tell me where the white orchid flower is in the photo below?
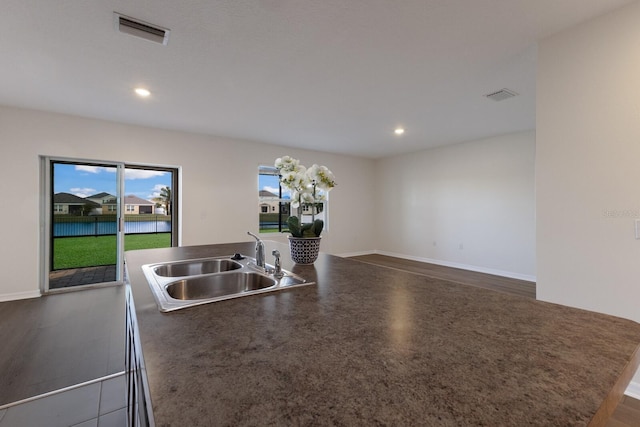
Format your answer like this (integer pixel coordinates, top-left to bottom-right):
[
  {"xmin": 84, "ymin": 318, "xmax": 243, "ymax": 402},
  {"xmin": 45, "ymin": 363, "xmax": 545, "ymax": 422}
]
[
  {"xmin": 306, "ymin": 164, "xmax": 319, "ymax": 179},
  {"xmin": 307, "ymin": 164, "xmax": 336, "ymax": 191},
  {"xmin": 280, "ymin": 171, "xmax": 301, "ymax": 190},
  {"xmin": 300, "ymin": 190, "xmax": 315, "ymax": 203},
  {"xmin": 290, "ymin": 192, "xmax": 300, "ymax": 209},
  {"xmin": 290, "ymin": 190, "xmax": 303, "ymax": 208},
  {"xmin": 276, "ymin": 157, "xmax": 336, "ymax": 217},
  {"xmin": 275, "ymin": 156, "xmax": 299, "ymax": 173}
]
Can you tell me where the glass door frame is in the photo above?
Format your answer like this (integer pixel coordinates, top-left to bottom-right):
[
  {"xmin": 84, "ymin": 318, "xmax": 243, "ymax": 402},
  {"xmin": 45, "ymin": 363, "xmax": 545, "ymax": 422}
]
[
  {"xmin": 41, "ymin": 157, "xmax": 125, "ymax": 293},
  {"xmin": 123, "ymin": 162, "xmax": 180, "ymax": 249}
]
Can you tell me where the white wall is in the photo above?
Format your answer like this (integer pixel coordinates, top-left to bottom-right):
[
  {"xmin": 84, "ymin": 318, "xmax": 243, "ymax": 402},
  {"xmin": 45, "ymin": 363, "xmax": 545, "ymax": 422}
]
[
  {"xmin": 0, "ymin": 106, "xmax": 376, "ymax": 300},
  {"xmin": 537, "ymin": 1, "xmax": 640, "ymax": 323},
  {"xmin": 374, "ymin": 131, "xmax": 536, "ymax": 280}
]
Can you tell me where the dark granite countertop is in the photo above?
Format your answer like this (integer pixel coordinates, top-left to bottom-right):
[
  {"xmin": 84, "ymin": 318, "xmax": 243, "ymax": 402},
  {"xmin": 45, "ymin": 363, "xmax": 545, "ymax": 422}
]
[{"xmin": 125, "ymin": 241, "xmax": 640, "ymax": 426}]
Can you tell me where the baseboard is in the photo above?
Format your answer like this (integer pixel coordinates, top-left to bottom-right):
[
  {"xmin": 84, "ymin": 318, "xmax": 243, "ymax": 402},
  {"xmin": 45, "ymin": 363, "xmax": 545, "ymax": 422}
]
[
  {"xmin": 372, "ymin": 250, "xmax": 537, "ymax": 282},
  {"xmin": 0, "ymin": 290, "xmax": 41, "ymax": 302},
  {"xmin": 337, "ymin": 250, "xmax": 377, "ymax": 258},
  {"xmin": 626, "ymin": 380, "xmax": 640, "ymax": 399}
]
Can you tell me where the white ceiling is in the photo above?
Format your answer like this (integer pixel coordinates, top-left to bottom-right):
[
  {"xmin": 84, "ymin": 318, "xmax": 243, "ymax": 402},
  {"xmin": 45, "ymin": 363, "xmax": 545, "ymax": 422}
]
[{"xmin": 0, "ymin": 0, "xmax": 634, "ymax": 158}]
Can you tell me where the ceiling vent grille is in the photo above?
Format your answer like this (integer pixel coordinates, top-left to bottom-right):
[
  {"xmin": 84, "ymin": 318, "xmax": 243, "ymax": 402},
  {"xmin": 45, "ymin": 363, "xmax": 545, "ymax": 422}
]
[
  {"xmin": 114, "ymin": 13, "xmax": 170, "ymax": 45},
  {"xmin": 484, "ymin": 88, "xmax": 518, "ymax": 102}
]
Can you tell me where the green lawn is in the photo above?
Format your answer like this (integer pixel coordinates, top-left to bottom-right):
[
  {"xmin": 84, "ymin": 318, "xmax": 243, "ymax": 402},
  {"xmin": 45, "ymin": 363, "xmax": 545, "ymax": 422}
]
[
  {"xmin": 259, "ymin": 212, "xmax": 289, "ymax": 234},
  {"xmin": 53, "ymin": 233, "xmax": 171, "ymax": 270}
]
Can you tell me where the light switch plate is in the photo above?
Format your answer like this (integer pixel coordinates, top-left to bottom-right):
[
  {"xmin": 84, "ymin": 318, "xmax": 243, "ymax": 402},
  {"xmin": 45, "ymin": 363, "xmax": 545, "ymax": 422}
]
[{"xmin": 635, "ymin": 219, "xmax": 640, "ymax": 239}]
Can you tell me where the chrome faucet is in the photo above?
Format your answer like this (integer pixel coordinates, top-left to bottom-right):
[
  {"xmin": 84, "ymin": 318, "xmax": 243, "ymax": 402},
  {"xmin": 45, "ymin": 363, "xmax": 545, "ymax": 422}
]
[
  {"xmin": 272, "ymin": 250, "xmax": 283, "ymax": 279},
  {"xmin": 247, "ymin": 232, "xmax": 265, "ymax": 269}
]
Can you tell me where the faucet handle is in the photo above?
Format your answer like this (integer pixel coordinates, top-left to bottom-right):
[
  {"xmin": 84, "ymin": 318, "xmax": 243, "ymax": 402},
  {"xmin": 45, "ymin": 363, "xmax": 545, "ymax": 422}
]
[
  {"xmin": 272, "ymin": 250, "xmax": 284, "ymax": 279},
  {"xmin": 247, "ymin": 231, "xmax": 265, "ymax": 268}
]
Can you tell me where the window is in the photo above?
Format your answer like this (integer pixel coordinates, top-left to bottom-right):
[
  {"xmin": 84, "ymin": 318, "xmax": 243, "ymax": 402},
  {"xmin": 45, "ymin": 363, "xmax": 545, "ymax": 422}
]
[
  {"xmin": 53, "ymin": 204, "xmax": 64, "ymax": 213},
  {"xmin": 126, "ymin": 205, "xmax": 135, "ymax": 213},
  {"xmin": 258, "ymin": 166, "xmax": 327, "ymax": 233},
  {"xmin": 258, "ymin": 166, "xmax": 288, "ymax": 233}
]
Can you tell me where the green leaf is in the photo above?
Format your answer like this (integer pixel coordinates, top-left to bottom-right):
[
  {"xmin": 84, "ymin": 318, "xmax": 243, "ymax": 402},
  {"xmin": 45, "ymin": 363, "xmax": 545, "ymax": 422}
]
[{"xmin": 286, "ymin": 216, "xmax": 303, "ymax": 237}]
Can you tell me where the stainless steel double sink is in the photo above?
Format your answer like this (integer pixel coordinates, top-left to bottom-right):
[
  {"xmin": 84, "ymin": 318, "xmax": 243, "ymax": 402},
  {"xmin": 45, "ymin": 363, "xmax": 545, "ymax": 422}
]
[{"xmin": 142, "ymin": 255, "xmax": 313, "ymax": 312}]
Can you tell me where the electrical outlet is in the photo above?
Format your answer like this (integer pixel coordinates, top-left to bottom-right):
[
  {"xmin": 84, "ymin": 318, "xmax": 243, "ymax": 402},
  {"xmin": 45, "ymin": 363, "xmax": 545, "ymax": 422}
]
[
  {"xmin": 636, "ymin": 219, "xmax": 640, "ymax": 239},
  {"xmin": 459, "ymin": 243, "xmax": 463, "ymax": 250}
]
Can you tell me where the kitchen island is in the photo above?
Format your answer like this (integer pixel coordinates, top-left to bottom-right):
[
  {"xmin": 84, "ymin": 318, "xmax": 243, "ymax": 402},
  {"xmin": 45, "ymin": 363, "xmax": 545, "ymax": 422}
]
[{"xmin": 125, "ymin": 241, "xmax": 640, "ymax": 426}]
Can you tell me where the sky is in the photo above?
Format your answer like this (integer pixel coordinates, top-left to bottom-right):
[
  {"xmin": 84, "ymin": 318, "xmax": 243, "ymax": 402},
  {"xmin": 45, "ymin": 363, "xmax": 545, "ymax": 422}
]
[
  {"xmin": 259, "ymin": 174, "xmax": 280, "ymax": 196},
  {"xmin": 259, "ymin": 173, "xmax": 295, "ymax": 199},
  {"xmin": 55, "ymin": 164, "xmax": 295, "ymax": 201},
  {"xmin": 53, "ymin": 163, "xmax": 172, "ymax": 201}
]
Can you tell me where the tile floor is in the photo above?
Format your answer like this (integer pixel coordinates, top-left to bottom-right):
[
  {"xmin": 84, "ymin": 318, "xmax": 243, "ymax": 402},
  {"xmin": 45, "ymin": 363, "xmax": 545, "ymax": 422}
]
[
  {"xmin": 49, "ymin": 265, "xmax": 117, "ymax": 289},
  {"xmin": 0, "ymin": 373, "xmax": 125, "ymax": 427}
]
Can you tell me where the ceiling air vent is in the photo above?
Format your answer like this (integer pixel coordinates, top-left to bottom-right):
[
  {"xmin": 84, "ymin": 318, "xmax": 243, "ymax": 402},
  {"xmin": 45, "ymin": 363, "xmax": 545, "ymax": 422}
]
[
  {"xmin": 484, "ymin": 88, "xmax": 518, "ymax": 102},
  {"xmin": 114, "ymin": 13, "xmax": 170, "ymax": 45}
]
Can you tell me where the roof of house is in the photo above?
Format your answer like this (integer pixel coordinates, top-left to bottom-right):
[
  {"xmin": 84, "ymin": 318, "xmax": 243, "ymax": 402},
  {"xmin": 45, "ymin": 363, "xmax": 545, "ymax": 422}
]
[
  {"xmin": 87, "ymin": 192, "xmax": 113, "ymax": 199},
  {"xmin": 53, "ymin": 192, "xmax": 100, "ymax": 206},
  {"xmin": 101, "ymin": 195, "xmax": 155, "ymax": 206},
  {"xmin": 259, "ymin": 190, "xmax": 278, "ymax": 198},
  {"xmin": 125, "ymin": 195, "xmax": 155, "ymax": 206}
]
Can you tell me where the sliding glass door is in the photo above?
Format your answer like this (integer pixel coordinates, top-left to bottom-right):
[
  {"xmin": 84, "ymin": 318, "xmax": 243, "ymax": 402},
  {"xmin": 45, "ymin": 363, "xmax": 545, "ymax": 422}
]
[
  {"xmin": 46, "ymin": 160, "xmax": 123, "ymax": 289},
  {"xmin": 122, "ymin": 165, "xmax": 176, "ymax": 255},
  {"xmin": 42, "ymin": 157, "xmax": 178, "ymax": 291}
]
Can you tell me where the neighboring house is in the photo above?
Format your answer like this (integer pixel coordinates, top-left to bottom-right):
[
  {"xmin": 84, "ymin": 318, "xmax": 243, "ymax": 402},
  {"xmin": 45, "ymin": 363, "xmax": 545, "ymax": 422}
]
[
  {"xmin": 260, "ymin": 189, "xmax": 322, "ymax": 216},
  {"xmin": 101, "ymin": 195, "xmax": 156, "ymax": 214},
  {"xmin": 258, "ymin": 190, "xmax": 279, "ymax": 214},
  {"xmin": 301, "ymin": 203, "xmax": 323, "ymax": 216},
  {"xmin": 258, "ymin": 190, "xmax": 291, "ymax": 215},
  {"xmin": 86, "ymin": 192, "xmax": 115, "ymax": 206},
  {"xmin": 123, "ymin": 195, "xmax": 155, "ymax": 214},
  {"xmin": 100, "ymin": 198, "xmax": 118, "ymax": 214},
  {"xmin": 53, "ymin": 192, "xmax": 100, "ymax": 215}
]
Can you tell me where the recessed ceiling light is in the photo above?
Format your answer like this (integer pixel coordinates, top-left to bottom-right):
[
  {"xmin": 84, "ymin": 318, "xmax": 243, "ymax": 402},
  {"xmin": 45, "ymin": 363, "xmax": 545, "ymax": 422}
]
[
  {"xmin": 394, "ymin": 128, "xmax": 405, "ymax": 135},
  {"xmin": 134, "ymin": 88, "xmax": 151, "ymax": 97}
]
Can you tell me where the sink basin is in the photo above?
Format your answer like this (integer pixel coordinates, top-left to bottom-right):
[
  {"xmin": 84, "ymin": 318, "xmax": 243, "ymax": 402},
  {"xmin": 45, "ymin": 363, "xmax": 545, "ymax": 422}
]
[
  {"xmin": 166, "ymin": 272, "xmax": 276, "ymax": 300},
  {"xmin": 153, "ymin": 258, "xmax": 242, "ymax": 277},
  {"xmin": 141, "ymin": 254, "xmax": 314, "ymax": 312}
]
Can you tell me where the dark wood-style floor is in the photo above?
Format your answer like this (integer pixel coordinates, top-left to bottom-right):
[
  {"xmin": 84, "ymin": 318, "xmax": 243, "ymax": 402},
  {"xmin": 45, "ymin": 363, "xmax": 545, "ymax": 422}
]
[
  {"xmin": 347, "ymin": 253, "xmax": 640, "ymax": 427},
  {"xmin": 0, "ymin": 285, "xmax": 124, "ymax": 406},
  {"xmin": 349, "ymin": 253, "xmax": 536, "ymax": 298}
]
